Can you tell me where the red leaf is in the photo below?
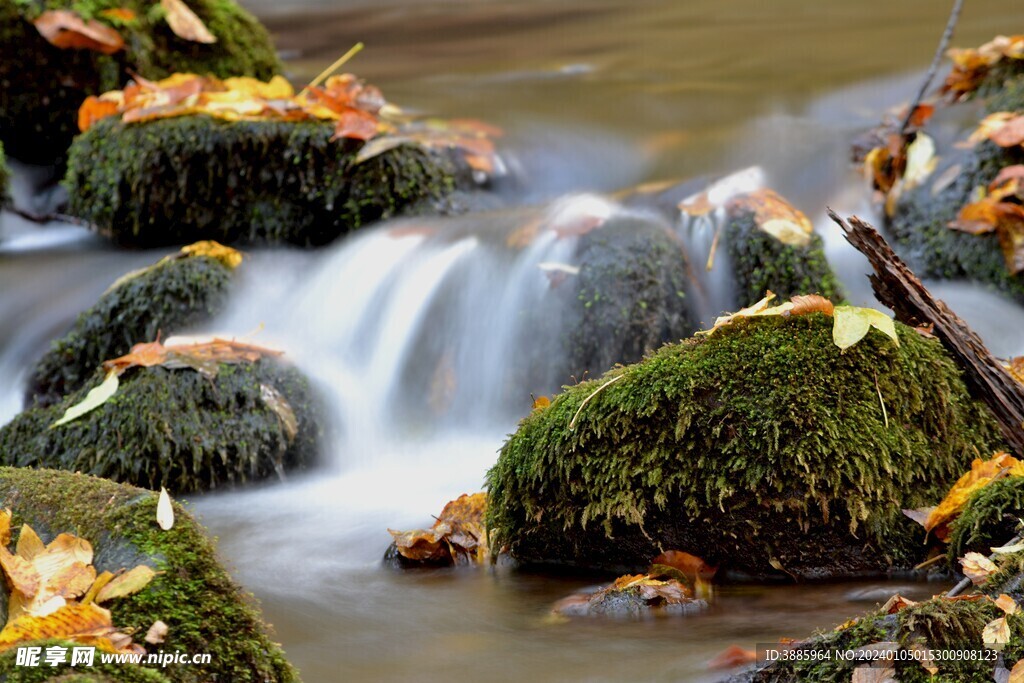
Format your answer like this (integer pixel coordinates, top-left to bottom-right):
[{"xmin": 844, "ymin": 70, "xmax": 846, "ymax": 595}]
[{"xmin": 34, "ymin": 10, "xmax": 125, "ymax": 54}]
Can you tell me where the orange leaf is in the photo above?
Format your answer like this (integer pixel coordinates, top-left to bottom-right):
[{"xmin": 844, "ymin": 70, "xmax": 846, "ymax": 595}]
[
  {"xmin": 880, "ymin": 594, "xmax": 917, "ymax": 614},
  {"xmin": 99, "ymin": 8, "xmax": 137, "ymax": 22},
  {"xmin": 960, "ymin": 552, "xmax": 998, "ymax": 585},
  {"xmin": 917, "ymin": 453, "xmax": 1022, "ymax": 534},
  {"xmin": 707, "ymin": 645, "xmax": 757, "ymax": 671},
  {"xmin": 78, "ymin": 96, "xmax": 120, "ymax": 133},
  {"xmin": 34, "ymin": 10, "xmax": 125, "ymax": 54},
  {"xmin": 726, "ymin": 189, "xmax": 813, "ymax": 247},
  {"xmin": 788, "ymin": 294, "xmax": 835, "ymax": 317},
  {"xmin": 331, "ymin": 108, "xmax": 379, "ymax": 142},
  {"xmin": 160, "ymin": 0, "xmax": 216, "ymax": 44},
  {"xmin": 0, "ymin": 603, "xmax": 118, "ymax": 652},
  {"xmin": 989, "ymin": 115, "xmax": 1024, "ymax": 148},
  {"xmin": 650, "ymin": 550, "xmax": 718, "ymax": 581},
  {"xmin": 389, "ymin": 493, "xmax": 488, "ymax": 565}
]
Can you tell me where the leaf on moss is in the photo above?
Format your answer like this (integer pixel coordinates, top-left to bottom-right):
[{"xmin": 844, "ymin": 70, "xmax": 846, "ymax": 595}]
[
  {"xmin": 832, "ymin": 305, "xmax": 899, "ymax": 351},
  {"xmin": 901, "ymin": 133, "xmax": 937, "ymax": 189},
  {"xmin": 145, "ymin": 620, "xmax": 169, "ymax": 645},
  {"xmin": 104, "ymin": 240, "xmax": 242, "ymax": 293},
  {"xmin": 95, "ymin": 566, "xmax": 156, "ymax": 603},
  {"xmin": 943, "ymin": 35, "xmax": 1024, "ymax": 100},
  {"xmin": 906, "ymin": 452, "xmax": 1024, "ymax": 536},
  {"xmin": 983, "ymin": 615, "xmax": 1010, "ymax": 650},
  {"xmin": 156, "ymin": 488, "xmax": 175, "ymax": 531},
  {"xmin": 725, "ymin": 189, "xmax": 813, "ymax": 247},
  {"xmin": 961, "ymin": 552, "xmax": 998, "ymax": 585},
  {"xmin": 33, "ymin": 10, "xmax": 125, "ymax": 54},
  {"xmin": 994, "ymin": 593, "xmax": 1018, "ymax": 616},
  {"xmin": 949, "ymin": 170, "xmax": 1024, "ymax": 275},
  {"xmin": 1010, "ymin": 658, "xmax": 1024, "ymax": 683},
  {"xmin": 388, "ymin": 493, "xmax": 488, "ymax": 566},
  {"xmin": 879, "ymin": 594, "xmax": 917, "ymax": 614},
  {"xmin": 50, "ymin": 370, "xmax": 119, "ymax": 428},
  {"xmin": 160, "ymin": 0, "xmax": 216, "ymax": 43}
]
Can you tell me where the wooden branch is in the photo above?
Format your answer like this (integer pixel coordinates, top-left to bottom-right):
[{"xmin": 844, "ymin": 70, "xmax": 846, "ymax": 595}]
[
  {"xmin": 898, "ymin": 0, "xmax": 964, "ymax": 136},
  {"xmin": 827, "ymin": 209, "xmax": 1024, "ymax": 456}
]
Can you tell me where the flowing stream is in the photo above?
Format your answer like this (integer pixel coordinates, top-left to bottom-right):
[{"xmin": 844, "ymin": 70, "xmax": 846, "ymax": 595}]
[{"xmin": 3, "ymin": 1, "xmax": 1024, "ymax": 681}]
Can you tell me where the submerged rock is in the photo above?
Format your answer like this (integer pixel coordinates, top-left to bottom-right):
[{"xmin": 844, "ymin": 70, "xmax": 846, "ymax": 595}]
[
  {"xmin": 65, "ymin": 117, "xmax": 457, "ymax": 247},
  {"xmin": 2, "ymin": 358, "xmax": 322, "ymax": 493},
  {"xmin": 0, "ymin": 467, "xmax": 299, "ymax": 682},
  {"xmin": 27, "ymin": 245, "xmax": 237, "ymax": 407},
  {"xmin": 486, "ymin": 315, "xmax": 1003, "ymax": 579},
  {"xmin": 0, "ymin": 0, "xmax": 280, "ymax": 164}
]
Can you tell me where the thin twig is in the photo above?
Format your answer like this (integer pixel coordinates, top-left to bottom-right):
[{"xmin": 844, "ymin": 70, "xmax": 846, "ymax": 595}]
[
  {"xmin": 873, "ymin": 371, "xmax": 889, "ymax": 429},
  {"xmin": 5, "ymin": 205, "xmax": 89, "ymax": 227},
  {"xmin": 300, "ymin": 42, "xmax": 365, "ymax": 97},
  {"xmin": 947, "ymin": 532, "xmax": 1023, "ymax": 598},
  {"xmin": 569, "ymin": 374, "xmax": 625, "ymax": 430},
  {"xmin": 898, "ymin": 0, "xmax": 964, "ymax": 136}
]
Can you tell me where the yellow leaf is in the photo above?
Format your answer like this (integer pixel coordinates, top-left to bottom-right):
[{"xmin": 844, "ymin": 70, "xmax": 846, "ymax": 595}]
[
  {"xmin": 902, "ymin": 133, "xmax": 937, "ymax": 189},
  {"xmin": 726, "ymin": 189, "xmax": 813, "ymax": 247},
  {"xmin": 82, "ymin": 571, "xmax": 114, "ymax": 605},
  {"xmin": 160, "ymin": 0, "xmax": 216, "ymax": 43},
  {"xmin": 983, "ymin": 615, "xmax": 1010, "ymax": 650},
  {"xmin": 15, "ymin": 525, "xmax": 45, "ymax": 561},
  {"xmin": 222, "ymin": 75, "xmax": 294, "ymax": 99},
  {"xmin": 831, "ymin": 305, "xmax": 899, "ymax": 351},
  {"xmin": 0, "ymin": 603, "xmax": 114, "ymax": 651},
  {"xmin": 960, "ymin": 552, "xmax": 998, "ymax": 585},
  {"xmin": 157, "ymin": 488, "xmax": 175, "ymax": 531},
  {"xmin": 178, "ymin": 240, "xmax": 243, "ymax": 269},
  {"xmin": 0, "ymin": 510, "xmax": 9, "ymax": 548},
  {"xmin": 51, "ymin": 370, "xmax": 119, "ymax": 428},
  {"xmin": 1010, "ymin": 657, "xmax": 1024, "ymax": 683},
  {"xmin": 0, "ymin": 546, "xmax": 41, "ymax": 601},
  {"xmin": 921, "ymin": 452, "xmax": 1021, "ymax": 533},
  {"xmin": 95, "ymin": 565, "xmax": 156, "ymax": 603}
]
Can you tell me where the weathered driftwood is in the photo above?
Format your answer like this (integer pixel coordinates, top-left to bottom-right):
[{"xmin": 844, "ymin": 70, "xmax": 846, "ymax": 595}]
[{"xmin": 827, "ymin": 209, "xmax": 1024, "ymax": 455}]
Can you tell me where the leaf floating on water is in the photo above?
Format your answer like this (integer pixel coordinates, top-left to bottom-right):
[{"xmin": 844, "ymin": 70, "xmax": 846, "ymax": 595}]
[
  {"xmin": 34, "ymin": 10, "xmax": 125, "ymax": 54},
  {"xmin": 160, "ymin": 0, "xmax": 217, "ymax": 43},
  {"xmin": 157, "ymin": 488, "xmax": 175, "ymax": 531},
  {"xmin": 50, "ymin": 371, "xmax": 119, "ymax": 428}
]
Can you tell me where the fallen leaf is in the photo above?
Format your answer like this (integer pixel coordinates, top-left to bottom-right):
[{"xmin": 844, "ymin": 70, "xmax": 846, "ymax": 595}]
[
  {"xmin": 994, "ymin": 593, "xmax": 1018, "ymax": 616},
  {"xmin": 145, "ymin": 620, "xmax": 168, "ymax": 645},
  {"xmin": 389, "ymin": 493, "xmax": 488, "ymax": 566},
  {"xmin": 78, "ymin": 96, "xmax": 120, "ymax": 133},
  {"xmin": 984, "ymin": 616, "xmax": 1011, "ymax": 650},
  {"xmin": 331, "ymin": 108, "xmax": 379, "ymax": 142},
  {"xmin": 532, "ymin": 396, "xmax": 551, "ymax": 411},
  {"xmin": 50, "ymin": 370, "xmax": 119, "ymax": 428},
  {"xmin": 95, "ymin": 566, "xmax": 156, "ymax": 603},
  {"xmin": 34, "ymin": 10, "xmax": 125, "ymax": 54},
  {"xmin": 99, "ymin": 8, "xmax": 137, "ymax": 23},
  {"xmin": 993, "ymin": 538, "xmax": 1024, "ymax": 554},
  {"xmin": 649, "ymin": 550, "xmax": 718, "ymax": 582},
  {"xmin": 910, "ymin": 452, "xmax": 1024, "ymax": 535},
  {"xmin": 726, "ymin": 189, "xmax": 813, "ymax": 247},
  {"xmin": 1010, "ymin": 658, "xmax": 1024, "ymax": 683},
  {"xmin": 902, "ymin": 133, "xmax": 937, "ymax": 189},
  {"xmin": 788, "ymin": 294, "xmax": 835, "ymax": 317},
  {"xmin": 961, "ymin": 552, "xmax": 998, "ymax": 585},
  {"xmin": 161, "ymin": 0, "xmax": 216, "ymax": 43},
  {"xmin": 707, "ymin": 645, "xmax": 757, "ymax": 670},
  {"xmin": 156, "ymin": 488, "xmax": 174, "ymax": 531},
  {"xmin": 178, "ymin": 240, "xmax": 243, "ymax": 269},
  {"xmin": 832, "ymin": 305, "xmax": 899, "ymax": 351},
  {"xmin": 879, "ymin": 594, "xmax": 917, "ymax": 614}
]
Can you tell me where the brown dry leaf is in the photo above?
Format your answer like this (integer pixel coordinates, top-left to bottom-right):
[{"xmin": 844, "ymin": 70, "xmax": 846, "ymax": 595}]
[
  {"xmin": 707, "ymin": 645, "xmax": 757, "ymax": 670},
  {"xmin": 1009, "ymin": 357, "xmax": 1024, "ymax": 384},
  {"xmin": 879, "ymin": 594, "xmax": 917, "ymax": 614},
  {"xmin": 389, "ymin": 493, "xmax": 488, "ymax": 566},
  {"xmin": 788, "ymin": 294, "xmax": 835, "ymax": 317},
  {"xmin": 726, "ymin": 189, "xmax": 813, "ymax": 247},
  {"xmin": 649, "ymin": 550, "xmax": 718, "ymax": 582},
  {"xmin": 909, "ymin": 452, "xmax": 1024, "ymax": 535},
  {"xmin": 145, "ymin": 620, "xmax": 169, "ymax": 645},
  {"xmin": 161, "ymin": 0, "xmax": 216, "ymax": 43},
  {"xmin": 331, "ymin": 108, "xmax": 379, "ymax": 142},
  {"xmin": 95, "ymin": 565, "xmax": 156, "ymax": 603},
  {"xmin": 943, "ymin": 35, "xmax": 1024, "ymax": 100},
  {"xmin": 960, "ymin": 552, "xmax": 998, "ymax": 585},
  {"xmin": 994, "ymin": 593, "xmax": 1018, "ymax": 616},
  {"xmin": 34, "ymin": 10, "xmax": 124, "ymax": 54},
  {"xmin": 1010, "ymin": 658, "xmax": 1024, "ymax": 683},
  {"xmin": 990, "ymin": 115, "xmax": 1024, "ymax": 148},
  {"xmin": 984, "ymin": 616, "xmax": 1011, "ymax": 650}
]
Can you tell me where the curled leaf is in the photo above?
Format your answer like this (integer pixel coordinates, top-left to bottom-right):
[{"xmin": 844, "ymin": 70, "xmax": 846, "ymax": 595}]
[
  {"xmin": 161, "ymin": 0, "xmax": 216, "ymax": 43},
  {"xmin": 34, "ymin": 10, "xmax": 125, "ymax": 54},
  {"xmin": 960, "ymin": 552, "xmax": 998, "ymax": 585}
]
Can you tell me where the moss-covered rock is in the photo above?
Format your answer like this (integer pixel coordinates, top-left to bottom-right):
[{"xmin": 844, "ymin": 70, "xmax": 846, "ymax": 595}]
[
  {"xmin": 728, "ymin": 593, "xmax": 1020, "ymax": 683},
  {"xmin": 887, "ymin": 139, "xmax": 1024, "ymax": 303},
  {"xmin": 725, "ymin": 209, "xmax": 843, "ymax": 304},
  {"xmin": 486, "ymin": 315, "xmax": 1004, "ymax": 578},
  {"xmin": 0, "ymin": 0, "xmax": 280, "ymax": 164},
  {"xmin": 564, "ymin": 216, "xmax": 692, "ymax": 378},
  {"xmin": 1, "ymin": 359, "xmax": 322, "ymax": 493},
  {"xmin": 0, "ymin": 467, "xmax": 299, "ymax": 682},
  {"xmin": 64, "ymin": 116, "xmax": 456, "ymax": 247},
  {"xmin": 949, "ymin": 477, "xmax": 1024, "ymax": 563},
  {"xmin": 27, "ymin": 252, "xmax": 234, "ymax": 407}
]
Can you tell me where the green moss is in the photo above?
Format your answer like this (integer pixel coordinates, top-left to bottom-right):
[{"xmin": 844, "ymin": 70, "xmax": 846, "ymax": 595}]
[
  {"xmin": 487, "ymin": 315, "xmax": 1004, "ymax": 577},
  {"xmin": 0, "ymin": 639, "xmax": 171, "ymax": 681},
  {"xmin": 565, "ymin": 217, "xmax": 692, "ymax": 378},
  {"xmin": 949, "ymin": 478, "xmax": 1024, "ymax": 563},
  {"xmin": 725, "ymin": 211, "xmax": 843, "ymax": 304},
  {"xmin": 887, "ymin": 138, "xmax": 1024, "ymax": 304},
  {"xmin": 65, "ymin": 116, "xmax": 456, "ymax": 246},
  {"xmin": 27, "ymin": 255, "xmax": 233, "ymax": 407},
  {"xmin": 0, "ymin": 467, "xmax": 299, "ymax": 682},
  {"xmin": 0, "ymin": 0, "xmax": 280, "ymax": 164},
  {"xmin": 1, "ymin": 360, "xmax": 322, "ymax": 492}
]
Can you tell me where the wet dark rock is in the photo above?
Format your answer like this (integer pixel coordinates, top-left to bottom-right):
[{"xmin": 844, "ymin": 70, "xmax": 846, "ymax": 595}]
[
  {"xmin": 2, "ymin": 359, "xmax": 322, "ymax": 493},
  {"xmin": 0, "ymin": 0, "xmax": 280, "ymax": 165},
  {"xmin": 65, "ymin": 117, "xmax": 458, "ymax": 247},
  {"xmin": 27, "ymin": 250, "xmax": 234, "ymax": 407},
  {"xmin": 0, "ymin": 467, "xmax": 299, "ymax": 682},
  {"xmin": 486, "ymin": 315, "xmax": 1004, "ymax": 580}
]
